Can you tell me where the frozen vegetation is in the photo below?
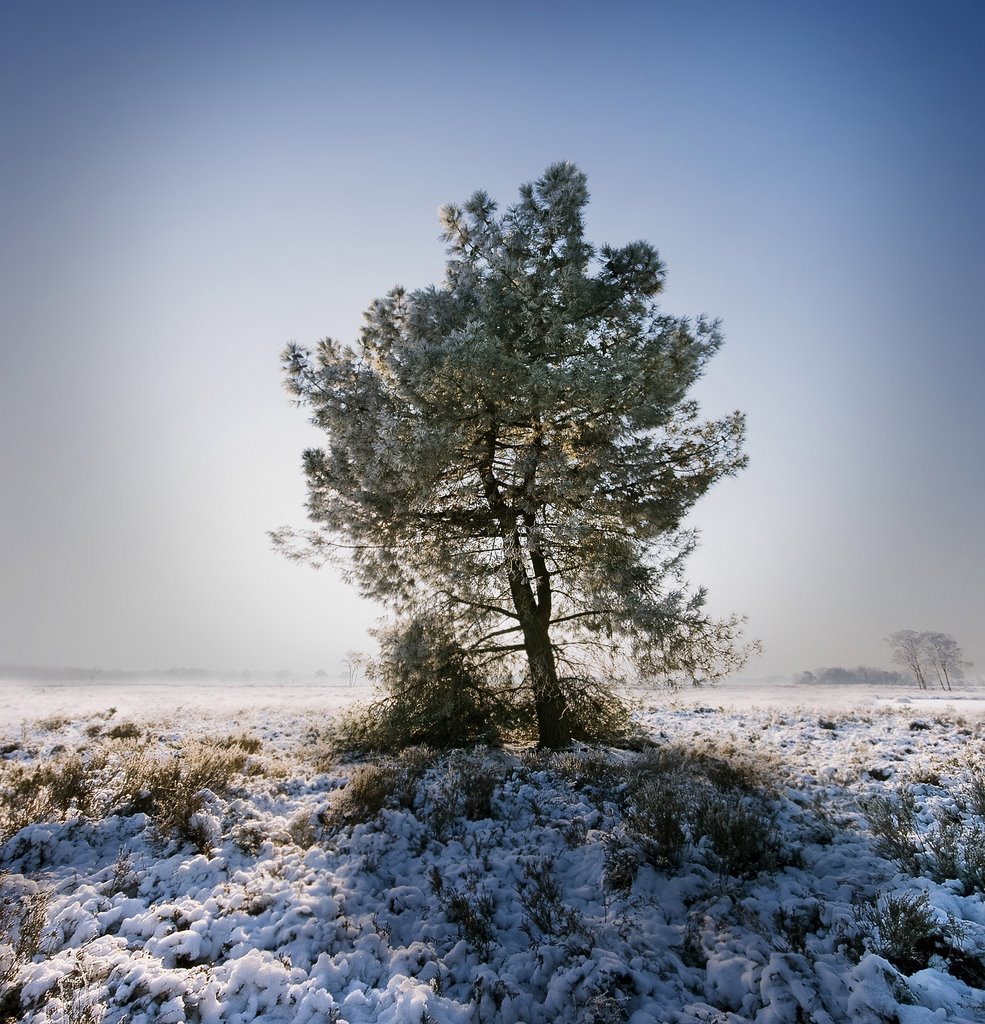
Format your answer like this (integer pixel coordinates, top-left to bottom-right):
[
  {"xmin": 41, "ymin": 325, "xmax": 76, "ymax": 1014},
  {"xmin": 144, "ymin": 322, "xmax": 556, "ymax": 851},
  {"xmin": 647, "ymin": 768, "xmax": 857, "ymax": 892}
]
[{"xmin": 1, "ymin": 678, "xmax": 985, "ymax": 1023}]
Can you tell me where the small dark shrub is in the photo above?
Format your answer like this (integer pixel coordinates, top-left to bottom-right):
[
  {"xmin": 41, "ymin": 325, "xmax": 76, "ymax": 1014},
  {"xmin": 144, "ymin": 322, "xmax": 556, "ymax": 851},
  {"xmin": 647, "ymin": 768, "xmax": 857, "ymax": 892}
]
[
  {"xmin": 0, "ymin": 873, "xmax": 49, "ymax": 992},
  {"xmin": 966, "ymin": 771, "xmax": 985, "ymax": 818},
  {"xmin": 852, "ymin": 890, "xmax": 962, "ymax": 975},
  {"xmin": 580, "ymin": 991, "xmax": 628, "ymax": 1024},
  {"xmin": 624, "ymin": 769, "xmax": 687, "ymax": 868},
  {"xmin": 232, "ymin": 821, "xmax": 268, "ymax": 856},
  {"xmin": 107, "ymin": 849, "xmax": 139, "ymax": 898},
  {"xmin": 287, "ymin": 811, "xmax": 319, "ymax": 849},
  {"xmin": 924, "ymin": 812, "xmax": 962, "ymax": 883},
  {"xmin": 430, "ymin": 868, "xmax": 496, "ymax": 959},
  {"xmin": 104, "ymin": 721, "xmax": 143, "ymax": 741},
  {"xmin": 323, "ymin": 748, "xmax": 439, "ymax": 831},
  {"xmin": 693, "ymin": 790, "xmax": 779, "ymax": 882},
  {"xmin": 772, "ymin": 900, "xmax": 825, "ymax": 955},
  {"xmin": 961, "ymin": 827, "xmax": 985, "ymax": 892},
  {"xmin": 35, "ymin": 716, "xmax": 70, "ymax": 733},
  {"xmin": 325, "ymin": 765, "xmax": 399, "ymax": 829},
  {"xmin": 517, "ymin": 856, "xmax": 587, "ymax": 949},
  {"xmin": 424, "ymin": 750, "xmax": 503, "ymax": 837},
  {"xmin": 217, "ymin": 733, "xmax": 263, "ymax": 754},
  {"xmin": 602, "ymin": 834, "xmax": 640, "ymax": 893}
]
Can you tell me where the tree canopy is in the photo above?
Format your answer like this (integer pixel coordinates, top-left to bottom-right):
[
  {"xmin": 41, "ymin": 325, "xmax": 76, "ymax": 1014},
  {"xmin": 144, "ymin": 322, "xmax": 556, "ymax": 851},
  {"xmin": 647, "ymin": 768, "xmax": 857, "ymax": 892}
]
[{"xmin": 276, "ymin": 162, "xmax": 749, "ymax": 747}]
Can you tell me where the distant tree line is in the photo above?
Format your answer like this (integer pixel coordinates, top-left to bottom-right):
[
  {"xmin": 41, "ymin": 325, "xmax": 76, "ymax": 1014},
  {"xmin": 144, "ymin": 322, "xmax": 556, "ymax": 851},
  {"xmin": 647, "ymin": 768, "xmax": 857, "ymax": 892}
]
[{"xmin": 794, "ymin": 666, "xmax": 905, "ymax": 686}]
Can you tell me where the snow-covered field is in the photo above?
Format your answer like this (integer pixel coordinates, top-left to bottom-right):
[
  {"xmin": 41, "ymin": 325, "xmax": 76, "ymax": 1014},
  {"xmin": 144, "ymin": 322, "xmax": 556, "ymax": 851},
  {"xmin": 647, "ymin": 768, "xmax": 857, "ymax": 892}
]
[{"xmin": 2, "ymin": 676, "xmax": 985, "ymax": 1023}]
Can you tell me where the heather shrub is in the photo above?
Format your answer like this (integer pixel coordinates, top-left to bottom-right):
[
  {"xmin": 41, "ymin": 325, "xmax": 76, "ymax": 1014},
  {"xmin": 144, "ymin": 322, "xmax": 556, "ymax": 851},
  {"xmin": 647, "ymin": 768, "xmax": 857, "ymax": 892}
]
[
  {"xmin": 965, "ymin": 770, "xmax": 985, "ymax": 818},
  {"xmin": 145, "ymin": 741, "xmax": 249, "ymax": 848},
  {"xmin": 109, "ymin": 739, "xmax": 251, "ymax": 851},
  {"xmin": 602, "ymin": 834, "xmax": 641, "ymax": 893},
  {"xmin": 323, "ymin": 746, "xmax": 442, "ymax": 831},
  {"xmin": 621, "ymin": 743, "xmax": 780, "ymax": 881},
  {"xmin": 850, "ymin": 890, "xmax": 961, "ymax": 975},
  {"xmin": 692, "ymin": 789, "xmax": 779, "ymax": 883},
  {"xmin": 429, "ymin": 867, "xmax": 496, "ymax": 959},
  {"xmin": 325, "ymin": 764, "xmax": 400, "ymax": 829},
  {"xmin": 423, "ymin": 749, "xmax": 503, "ymax": 837},
  {"xmin": 216, "ymin": 732, "xmax": 263, "ymax": 755},
  {"xmin": 103, "ymin": 721, "xmax": 143, "ymax": 741},
  {"xmin": 0, "ymin": 749, "xmax": 111, "ymax": 841},
  {"xmin": 516, "ymin": 856, "xmax": 588, "ymax": 949},
  {"xmin": 35, "ymin": 715, "xmax": 71, "ymax": 733},
  {"xmin": 624, "ymin": 762, "xmax": 688, "ymax": 868},
  {"xmin": 960, "ymin": 827, "xmax": 985, "ymax": 893},
  {"xmin": 0, "ymin": 874, "xmax": 49, "ymax": 1022},
  {"xmin": 863, "ymin": 788, "xmax": 921, "ymax": 875}
]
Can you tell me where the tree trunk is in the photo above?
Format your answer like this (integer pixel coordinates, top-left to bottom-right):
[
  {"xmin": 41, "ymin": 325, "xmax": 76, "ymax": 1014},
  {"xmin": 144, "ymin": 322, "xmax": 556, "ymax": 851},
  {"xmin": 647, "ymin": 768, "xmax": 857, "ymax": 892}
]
[
  {"xmin": 521, "ymin": 614, "xmax": 570, "ymax": 749},
  {"xmin": 481, "ymin": 431, "xmax": 570, "ymax": 748}
]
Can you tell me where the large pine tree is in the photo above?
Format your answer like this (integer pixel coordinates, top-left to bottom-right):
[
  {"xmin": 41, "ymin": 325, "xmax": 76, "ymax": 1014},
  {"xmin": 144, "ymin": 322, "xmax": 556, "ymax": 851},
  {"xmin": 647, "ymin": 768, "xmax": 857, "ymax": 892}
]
[{"xmin": 277, "ymin": 163, "xmax": 748, "ymax": 748}]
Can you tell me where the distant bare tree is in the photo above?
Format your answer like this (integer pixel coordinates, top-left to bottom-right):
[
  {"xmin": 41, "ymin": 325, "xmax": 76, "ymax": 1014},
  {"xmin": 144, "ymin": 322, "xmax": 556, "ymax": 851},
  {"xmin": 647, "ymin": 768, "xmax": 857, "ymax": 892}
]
[
  {"xmin": 342, "ymin": 654, "xmax": 361, "ymax": 688},
  {"xmin": 886, "ymin": 630, "xmax": 970, "ymax": 691},
  {"xmin": 923, "ymin": 631, "xmax": 969, "ymax": 691},
  {"xmin": 886, "ymin": 630, "xmax": 931, "ymax": 689}
]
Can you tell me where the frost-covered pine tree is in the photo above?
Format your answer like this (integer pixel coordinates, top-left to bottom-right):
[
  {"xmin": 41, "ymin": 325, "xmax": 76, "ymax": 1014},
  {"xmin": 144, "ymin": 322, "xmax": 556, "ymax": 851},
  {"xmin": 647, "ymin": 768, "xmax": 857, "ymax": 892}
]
[{"xmin": 277, "ymin": 163, "xmax": 749, "ymax": 748}]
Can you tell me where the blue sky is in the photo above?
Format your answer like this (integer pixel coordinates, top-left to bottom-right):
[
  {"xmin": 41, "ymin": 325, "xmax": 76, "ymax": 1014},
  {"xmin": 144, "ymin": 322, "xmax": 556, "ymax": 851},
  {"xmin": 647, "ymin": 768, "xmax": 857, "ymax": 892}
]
[{"xmin": 1, "ymin": 1, "xmax": 982, "ymax": 678}]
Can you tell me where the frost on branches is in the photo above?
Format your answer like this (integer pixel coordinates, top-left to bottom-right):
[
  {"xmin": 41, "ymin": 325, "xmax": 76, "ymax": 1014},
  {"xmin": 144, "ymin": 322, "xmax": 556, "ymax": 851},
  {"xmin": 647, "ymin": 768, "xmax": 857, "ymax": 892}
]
[{"xmin": 275, "ymin": 163, "xmax": 750, "ymax": 748}]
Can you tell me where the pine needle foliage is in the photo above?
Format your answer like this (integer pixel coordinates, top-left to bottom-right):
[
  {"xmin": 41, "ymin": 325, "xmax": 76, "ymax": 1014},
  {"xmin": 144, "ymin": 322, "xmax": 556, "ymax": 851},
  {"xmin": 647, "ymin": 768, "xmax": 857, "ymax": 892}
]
[{"xmin": 276, "ymin": 163, "xmax": 750, "ymax": 748}]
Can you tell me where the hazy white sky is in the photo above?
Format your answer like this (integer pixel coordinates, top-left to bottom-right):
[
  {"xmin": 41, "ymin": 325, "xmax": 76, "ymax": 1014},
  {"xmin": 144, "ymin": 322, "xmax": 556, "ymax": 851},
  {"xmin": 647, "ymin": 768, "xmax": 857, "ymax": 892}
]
[{"xmin": 1, "ymin": 1, "xmax": 982, "ymax": 679}]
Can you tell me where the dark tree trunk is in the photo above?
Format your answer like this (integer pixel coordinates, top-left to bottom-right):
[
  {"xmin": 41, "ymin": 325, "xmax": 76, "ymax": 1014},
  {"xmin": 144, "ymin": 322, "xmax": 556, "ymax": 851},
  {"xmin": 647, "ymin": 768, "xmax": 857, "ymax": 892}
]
[
  {"xmin": 481, "ymin": 431, "xmax": 571, "ymax": 748},
  {"xmin": 521, "ymin": 612, "xmax": 570, "ymax": 749}
]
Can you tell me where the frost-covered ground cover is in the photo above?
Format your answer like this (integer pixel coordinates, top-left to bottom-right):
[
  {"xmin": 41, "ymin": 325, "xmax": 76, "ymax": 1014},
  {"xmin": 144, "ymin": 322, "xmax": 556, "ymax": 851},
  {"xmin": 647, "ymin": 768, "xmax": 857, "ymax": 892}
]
[{"xmin": 1, "ymin": 678, "xmax": 985, "ymax": 1023}]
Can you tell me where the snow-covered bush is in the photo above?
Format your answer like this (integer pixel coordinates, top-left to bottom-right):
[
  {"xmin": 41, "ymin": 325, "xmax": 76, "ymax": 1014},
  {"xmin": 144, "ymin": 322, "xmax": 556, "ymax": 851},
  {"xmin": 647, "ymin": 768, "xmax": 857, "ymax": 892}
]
[
  {"xmin": 323, "ymin": 747, "xmax": 439, "ymax": 831},
  {"xmin": 332, "ymin": 616, "xmax": 518, "ymax": 752},
  {"xmin": 620, "ymin": 744, "xmax": 780, "ymax": 881},
  {"xmin": 966, "ymin": 769, "xmax": 985, "ymax": 818},
  {"xmin": 623, "ymin": 759, "xmax": 689, "ymax": 868},
  {"xmin": 115, "ymin": 738, "xmax": 252, "ymax": 852},
  {"xmin": 864, "ymin": 780, "xmax": 985, "ymax": 892},
  {"xmin": 0, "ymin": 874, "xmax": 48, "ymax": 993},
  {"xmin": 102, "ymin": 720, "xmax": 142, "ymax": 741}
]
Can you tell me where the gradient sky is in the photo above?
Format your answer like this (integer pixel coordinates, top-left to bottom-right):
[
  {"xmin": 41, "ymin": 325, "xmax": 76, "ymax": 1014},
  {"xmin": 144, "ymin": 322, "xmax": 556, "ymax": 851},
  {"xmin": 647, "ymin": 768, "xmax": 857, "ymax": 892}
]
[{"xmin": 1, "ymin": 1, "xmax": 982, "ymax": 680}]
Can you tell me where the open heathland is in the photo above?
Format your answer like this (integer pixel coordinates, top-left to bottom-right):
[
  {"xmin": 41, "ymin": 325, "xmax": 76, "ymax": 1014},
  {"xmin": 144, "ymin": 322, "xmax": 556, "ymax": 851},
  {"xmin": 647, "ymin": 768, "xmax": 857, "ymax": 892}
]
[{"xmin": 1, "ymin": 677, "xmax": 984, "ymax": 1023}]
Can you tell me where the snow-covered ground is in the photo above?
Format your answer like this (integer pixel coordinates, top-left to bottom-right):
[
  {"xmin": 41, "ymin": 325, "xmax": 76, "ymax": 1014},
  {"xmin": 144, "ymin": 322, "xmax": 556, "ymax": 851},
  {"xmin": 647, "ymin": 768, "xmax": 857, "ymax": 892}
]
[{"xmin": 2, "ymin": 676, "xmax": 985, "ymax": 1023}]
